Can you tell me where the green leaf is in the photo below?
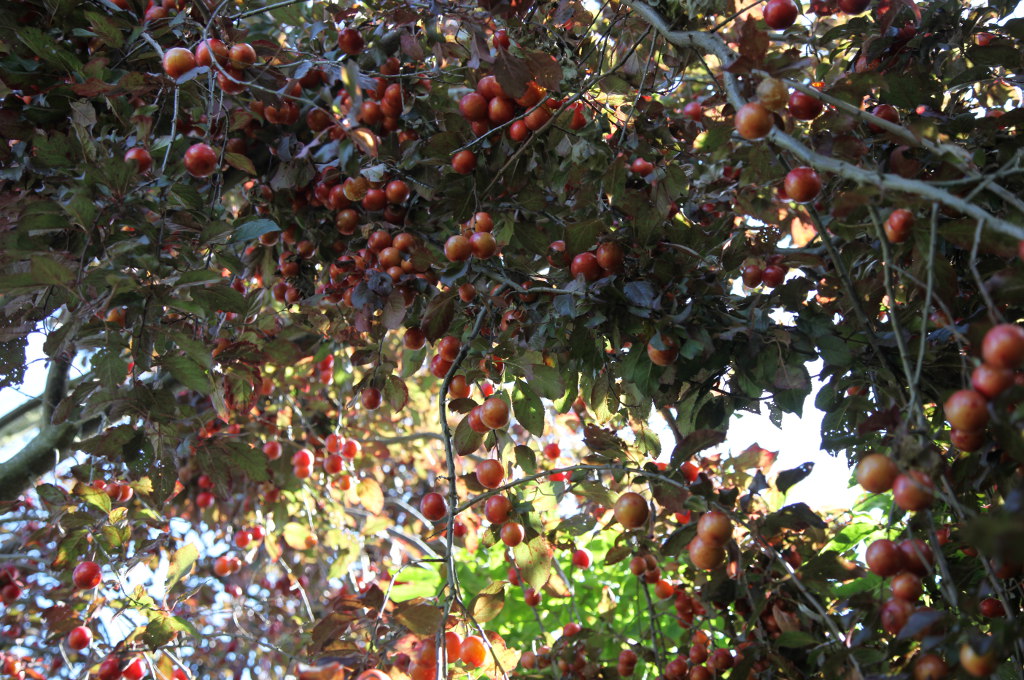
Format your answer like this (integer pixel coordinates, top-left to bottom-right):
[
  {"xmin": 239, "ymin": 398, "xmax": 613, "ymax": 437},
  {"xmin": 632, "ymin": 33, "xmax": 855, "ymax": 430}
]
[
  {"xmin": 556, "ymin": 513, "xmax": 596, "ymax": 535},
  {"xmin": 92, "ymin": 350, "xmax": 128, "ymax": 388},
  {"xmin": 230, "ymin": 217, "xmax": 280, "ymax": 243},
  {"xmin": 776, "ymin": 462, "xmax": 814, "ymax": 494},
  {"xmin": 328, "ymin": 542, "xmax": 360, "ymax": 580},
  {"xmin": 453, "ymin": 415, "xmax": 484, "ymax": 456},
  {"xmin": 775, "ymin": 630, "xmax": 817, "ymax": 648},
  {"xmin": 31, "ymin": 256, "xmax": 74, "ymax": 286},
  {"xmin": 395, "ymin": 603, "xmax": 443, "ymax": 635},
  {"xmin": 83, "ymin": 11, "xmax": 125, "ymax": 48},
  {"xmin": 166, "ymin": 544, "xmax": 198, "ymax": 591},
  {"xmin": 512, "ymin": 535, "xmax": 553, "ymax": 590},
  {"xmin": 143, "ymin": 613, "xmax": 196, "ymax": 647},
  {"xmin": 514, "ymin": 445, "xmax": 536, "ymax": 474},
  {"xmin": 513, "ymin": 380, "xmax": 545, "ymax": 437},
  {"xmin": 74, "ymin": 482, "xmax": 111, "ymax": 514},
  {"xmin": 161, "ymin": 355, "xmax": 213, "ymax": 394},
  {"xmin": 190, "ymin": 285, "xmax": 248, "ymax": 315},
  {"xmin": 225, "ymin": 152, "xmax": 257, "ymax": 175},
  {"xmin": 390, "ymin": 566, "xmax": 442, "ymax": 602}
]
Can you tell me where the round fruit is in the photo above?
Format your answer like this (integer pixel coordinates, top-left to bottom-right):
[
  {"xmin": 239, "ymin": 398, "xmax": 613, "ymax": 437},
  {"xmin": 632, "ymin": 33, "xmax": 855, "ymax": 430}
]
[
  {"xmin": 451, "ymin": 150, "xmax": 477, "ymax": 174},
  {"xmin": 697, "ymin": 510, "xmax": 732, "ymax": 544},
  {"xmin": 788, "ymin": 90, "xmax": 824, "ymax": 120},
  {"xmin": 763, "ymin": 0, "xmax": 799, "ymax": 29},
  {"xmin": 855, "ymin": 453, "xmax": 899, "ymax": 493},
  {"xmin": 479, "ymin": 397, "xmax": 510, "ymax": 429},
  {"xmin": 613, "ymin": 492, "xmax": 650, "ymax": 529},
  {"xmin": 444, "ymin": 234, "xmax": 472, "ymax": 261},
  {"xmin": 979, "ymin": 597, "xmax": 1006, "ymax": 618},
  {"xmin": 420, "ymin": 492, "xmax": 447, "ymax": 521},
  {"xmin": 866, "ymin": 539, "xmax": 904, "ymax": 576},
  {"xmin": 838, "ymin": 0, "xmax": 871, "ymax": 13},
  {"xmin": 500, "ymin": 522, "xmax": 524, "ymax": 547},
  {"xmin": 361, "ymin": 387, "xmax": 382, "ymax": 410},
  {"xmin": 459, "ymin": 92, "xmax": 488, "ymax": 121},
  {"xmin": 688, "ymin": 536, "xmax": 725, "ymax": 570},
  {"xmin": 892, "ymin": 470, "xmax": 935, "ymax": 511},
  {"xmin": 470, "ymin": 232, "xmax": 497, "ymax": 259},
  {"xmin": 195, "ymin": 38, "xmax": 228, "ymax": 67},
  {"xmin": 959, "ymin": 640, "xmax": 998, "ymax": 677},
  {"xmin": 543, "ymin": 443, "xmax": 560, "ymax": 460},
  {"xmin": 338, "ymin": 28, "xmax": 364, "ymax": 55},
  {"xmin": 655, "ymin": 579, "xmax": 674, "ymax": 599},
  {"xmin": 971, "ymin": 363, "xmax": 1014, "ymax": 398},
  {"xmin": 524, "ymin": 587, "xmax": 541, "ymax": 606},
  {"xmin": 912, "ymin": 653, "xmax": 948, "ymax": 680},
  {"xmin": 783, "ymin": 166, "xmax": 822, "ymax": 203},
  {"xmin": 761, "ymin": 264, "xmax": 786, "ymax": 287},
  {"xmin": 734, "ymin": 102, "xmax": 773, "ymax": 140},
  {"xmin": 163, "ymin": 47, "xmax": 196, "ymax": 78},
  {"xmin": 884, "ymin": 209, "xmax": 914, "ymax": 243},
  {"xmin": 596, "ymin": 242, "xmax": 624, "ymax": 272},
  {"xmin": 184, "ymin": 143, "xmax": 218, "ymax": 177},
  {"xmin": 404, "ymin": 327, "xmax": 426, "ymax": 350},
  {"xmin": 228, "ymin": 43, "xmax": 257, "ymax": 69},
  {"xmin": 869, "ymin": 104, "xmax": 900, "ymax": 132},
  {"xmin": 385, "ymin": 180, "xmax": 409, "ymax": 204},
  {"xmin": 476, "ymin": 459, "xmax": 504, "ymax": 489},
  {"xmin": 943, "ymin": 389, "xmax": 989, "ymax": 431},
  {"xmin": 950, "ymin": 428, "xmax": 985, "ymax": 451},
  {"xmin": 647, "ymin": 334, "xmax": 679, "ymax": 366},
  {"xmin": 488, "ymin": 97, "xmax": 515, "ymax": 125},
  {"xmin": 981, "ymin": 324, "xmax": 1024, "ymax": 369},
  {"xmin": 890, "ymin": 572, "xmax": 922, "ymax": 600},
  {"xmin": 741, "ymin": 265, "xmax": 763, "ymax": 288},
  {"xmin": 460, "ymin": 636, "xmax": 486, "ymax": 667},
  {"xmin": 73, "ymin": 561, "xmax": 102, "ymax": 589},
  {"xmin": 124, "ymin": 147, "xmax": 152, "ymax": 173},
  {"xmin": 484, "ymin": 495, "xmax": 512, "ymax": 523},
  {"xmin": 898, "ymin": 538, "xmax": 933, "ymax": 576},
  {"xmin": 467, "ymin": 406, "xmax": 489, "ymax": 434},
  {"xmin": 880, "ymin": 596, "xmax": 913, "ymax": 635},
  {"xmin": 631, "ymin": 158, "xmax": 654, "ymax": 176},
  {"xmin": 572, "ymin": 548, "xmax": 592, "ymax": 568},
  {"xmin": 67, "ymin": 626, "xmax": 92, "ymax": 650},
  {"xmin": 570, "ymin": 252, "xmax": 601, "ymax": 281}
]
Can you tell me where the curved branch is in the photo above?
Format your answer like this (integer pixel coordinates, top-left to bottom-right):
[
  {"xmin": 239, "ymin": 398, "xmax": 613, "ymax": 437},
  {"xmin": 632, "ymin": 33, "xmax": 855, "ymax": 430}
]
[{"xmin": 622, "ymin": 0, "xmax": 1024, "ymax": 241}]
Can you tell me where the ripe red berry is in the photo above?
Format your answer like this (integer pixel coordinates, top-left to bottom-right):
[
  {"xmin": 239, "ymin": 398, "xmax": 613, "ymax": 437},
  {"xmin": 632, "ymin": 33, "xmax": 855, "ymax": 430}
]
[
  {"xmin": 763, "ymin": 0, "xmax": 799, "ymax": 29},
  {"xmin": 73, "ymin": 561, "xmax": 102, "ymax": 590}
]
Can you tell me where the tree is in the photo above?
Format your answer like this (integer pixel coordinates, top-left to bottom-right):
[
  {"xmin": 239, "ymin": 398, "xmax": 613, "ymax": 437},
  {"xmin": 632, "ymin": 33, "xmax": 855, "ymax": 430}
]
[{"xmin": 0, "ymin": 0, "xmax": 1022, "ymax": 678}]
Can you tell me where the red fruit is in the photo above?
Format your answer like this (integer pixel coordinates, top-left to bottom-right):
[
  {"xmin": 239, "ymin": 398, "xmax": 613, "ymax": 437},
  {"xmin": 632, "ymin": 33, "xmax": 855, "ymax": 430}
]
[
  {"xmin": 338, "ymin": 28, "xmax": 364, "ymax": 55},
  {"xmin": 884, "ymin": 209, "xmax": 914, "ymax": 243},
  {"xmin": 184, "ymin": 143, "xmax": 218, "ymax": 177},
  {"xmin": 971, "ymin": 363, "xmax": 1014, "ymax": 398},
  {"xmin": 943, "ymin": 389, "xmax": 990, "ymax": 431},
  {"xmin": 404, "ymin": 327, "xmax": 426, "ymax": 350},
  {"xmin": 195, "ymin": 38, "xmax": 228, "ymax": 67},
  {"xmin": 467, "ymin": 406, "xmax": 489, "ymax": 434},
  {"xmin": 959, "ymin": 640, "xmax": 998, "ymax": 677},
  {"xmin": 898, "ymin": 538, "xmax": 933, "ymax": 576},
  {"xmin": 385, "ymin": 180, "xmax": 410, "ymax": 204},
  {"xmin": 682, "ymin": 101, "xmax": 703, "ymax": 121},
  {"xmin": 98, "ymin": 657, "xmax": 122, "ymax": 680},
  {"xmin": 0, "ymin": 583, "xmax": 21, "ymax": 603},
  {"xmin": 950, "ymin": 428, "xmax": 985, "ymax": 451},
  {"xmin": 647, "ymin": 334, "xmax": 679, "ymax": 366},
  {"xmin": 613, "ymin": 492, "xmax": 649, "ymax": 529},
  {"xmin": 196, "ymin": 491, "xmax": 214, "ymax": 508},
  {"xmin": 890, "ymin": 572, "xmax": 922, "ymax": 600},
  {"xmin": 444, "ymin": 234, "xmax": 472, "ymax": 261},
  {"xmin": 163, "ymin": 47, "xmax": 196, "ymax": 78},
  {"xmin": 292, "ymin": 448, "xmax": 314, "ymax": 467},
  {"xmin": 680, "ymin": 461, "xmax": 699, "ymax": 482},
  {"xmin": 362, "ymin": 189, "xmax": 387, "ymax": 211},
  {"xmin": 563, "ymin": 622, "xmax": 582, "ymax": 637},
  {"xmin": 470, "ymin": 231, "xmax": 497, "ymax": 258},
  {"xmin": 741, "ymin": 265, "xmax": 763, "ymax": 288},
  {"xmin": 688, "ymin": 536, "xmax": 725, "ymax": 570},
  {"xmin": 476, "ymin": 459, "xmax": 504, "ymax": 489},
  {"xmin": 420, "ymin": 492, "xmax": 447, "ymax": 521},
  {"xmin": 73, "ymin": 561, "xmax": 102, "ymax": 589},
  {"xmin": 596, "ymin": 242, "xmax": 624, "ymax": 272},
  {"xmin": 912, "ymin": 653, "xmax": 949, "ymax": 680},
  {"xmin": 788, "ymin": 90, "xmax": 824, "ymax": 120},
  {"xmin": 734, "ymin": 102, "xmax": 773, "ymax": 140},
  {"xmin": 570, "ymin": 252, "xmax": 601, "ymax": 281},
  {"xmin": 488, "ymin": 97, "xmax": 515, "ymax": 125},
  {"xmin": 783, "ymin": 166, "xmax": 822, "ymax": 203},
  {"xmin": 67, "ymin": 626, "xmax": 92, "ymax": 650},
  {"xmin": 572, "ymin": 549, "xmax": 592, "ymax": 568},
  {"xmin": 228, "ymin": 43, "xmax": 257, "ymax": 70},
  {"xmin": 459, "ymin": 92, "xmax": 488, "ymax": 121},
  {"xmin": 880, "ymin": 597, "xmax": 914, "ymax": 635},
  {"xmin": 655, "ymin": 579, "xmax": 674, "ymax": 599},
  {"xmin": 869, "ymin": 104, "xmax": 900, "ymax": 132},
  {"xmin": 451, "ymin": 150, "xmax": 477, "ymax": 174},
  {"xmin": 460, "ymin": 635, "xmax": 486, "ymax": 668},
  {"xmin": 979, "ymin": 597, "xmax": 1006, "ymax": 618},
  {"xmin": 361, "ymin": 387, "xmax": 382, "ymax": 410},
  {"xmin": 838, "ymin": 0, "xmax": 871, "ymax": 13},
  {"xmin": 122, "ymin": 658, "xmax": 145, "ymax": 680},
  {"xmin": 763, "ymin": 0, "xmax": 799, "ymax": 29},
  {"xmin": 524, "ymin": 106, "xmax": 551, "ymax": 130},
  {"xmin": 493, "ymin": 29, "xmax": 510, "ymax": 50},
  {"xmin": 631, "ymin": 158, "xmax": 654, "ymax": 176},
  {"xmin": 542, "ymin": 443, "xmax": 560, "ymax": 460},
  {"xmin": 341, "ymin": 440, "xmax": 360, "ymax": 459},
  {"xmin": 324, "ymin": 454, "xmax": 344, "ymax": 474},
  {"xmin": 500, "ymin": 522, "xmax": 524, "ymax": 547},
  {"xmin": 124, "ymin": 147, "xmax": 152, "ymax": 173},
  {"xmin": 263, "ymin": 441, "xmax": 282, "ymax": 459},
  {"xmin": 855, "ymin": 453, "xmax": 899, "ymax": 493},
  {"xmin": 484, "ymin": 495, "xmax": 512, "ymax": 523},
  {"xmin": 697, "ymin": 510, "xmax": 732, "ymax": 544},
  {"xmin": 480, "ymin": 397, "xmax": 510, "ymax": 429},
  {"xmin": 866, "ymin": 539, "xmax": 904, "ymax": 576},
  {"xmin": 981, "ymin": 324, "xmax": 1024, "ymax": 369}
]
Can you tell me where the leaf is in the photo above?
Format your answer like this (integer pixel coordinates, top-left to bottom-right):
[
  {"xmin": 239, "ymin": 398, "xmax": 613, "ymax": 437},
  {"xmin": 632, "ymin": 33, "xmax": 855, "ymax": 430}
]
[
  {"xmin": 394, "ymin": 603, "xmax": 443, "ymax": 635},
  {"xmin": 421, "ymin": 290, "xmax": 456, "ymax": 342},
  {"xmin": 162, "ymin": 355, "xmax": 213, "ymax": 394},
  {"xmin": 92, "ymin": 349, "xmax": 128, "ymax": 388},
  {"xmin": 390, "ymin": 566, "xmax": 442, "ymax": 602},
  {"xmin": 492, "ymin": 50, "xmax": 531, "ymax": 99},
  {"xmin": 556, "ymin": 513, "xmax": 596, "ymax": 535},
  {"xmin": 230, "ymin": 217, "xmax": 280, "ymax": 243},
  {"xmin": 669, "ymin": 429, "xmax": 727, "ymax": 467},
  {"xmin": 775, "ymin": 630, "xmax": 817, "ymax": 648},
  {"xmin": 468, "ymin": 581, "xmax": 506, "ymax": 623},
  {"xmin": 282, "ymin": 522, "xmax": 318, "ymax": 551},
  {"xmin": 512, "ymin": 380, "xmax": 544, "ymax": 436},
  {"xmin": 383, "ymin": 375, "xmax": 409, "ymax": 411},
  {"xmin": 73, "ymin": 482, "xmax": 111, "ymax": 514},
  {"xmin": 356, "ymin": 478, "xmax": 385, "ymax": 515},
  {"xmin": 575, "ymin": 482, "xmax": 616, "ymax": 509},
  {"xmin": 514, "ymin": 445, "xmax": 536, "ymax": 474},
  {"xmin": 191, "ymin": 285, "xmax": 248, "ymax": 314},
  {"xmin": 327, "ymin": 542, "xmax": 360, "ymax": 579},
  {"xmin": 143, "ymin": 613, "xmax": 196, "ymax": 647},
  {"xmin": 523, "ymin": 50, "xmax": 563, "ymax": 91},
  {"xmin": 512, "ymin": 535, "xmax": 553, "ymax": 590},
  {"xmin": 776, "ymin": 463, "xmax": 814, "ymax": 494},
  {"xmin": 224, "ymin": 152, "xmax": 256, "ymax": 175},
  {"xmin": 83, "ymin": 11, "xmax": 125, "ymax": 48},
  {"xmin": 31, "ymin": 256, "xmax": 73, "ymax": 286},
  {"xmin": 166, "ymin": 544, "xmax": 198, "ymax": 591},
  {"xmin": 453, "ymin": 415, "xmax": 484, "ymax": 456}
]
